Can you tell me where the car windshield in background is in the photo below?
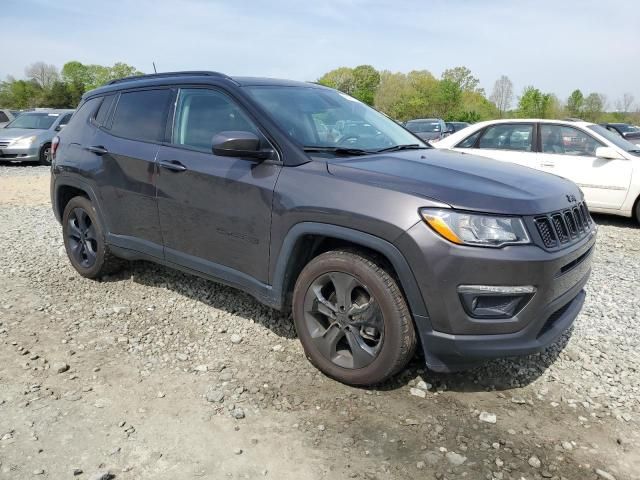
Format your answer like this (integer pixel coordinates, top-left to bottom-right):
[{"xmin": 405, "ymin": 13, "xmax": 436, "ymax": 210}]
[
  {"xmin": 5, "ymin": 112, "xmax": 58, "ymax": 130},
  {"xmin": 245, "ymin": 86, "xmax": 427, "ymax": 153},
  {"xmin": 588, "ymin": 124, "xmax": 640, "ymax": 155},
  {"xmin": 616, "ymin": 124, "xmax": 639, "ymax": 133},
  {"xmin": 406, "ymin": 121, "xmax": 441, "ymax": 133}
]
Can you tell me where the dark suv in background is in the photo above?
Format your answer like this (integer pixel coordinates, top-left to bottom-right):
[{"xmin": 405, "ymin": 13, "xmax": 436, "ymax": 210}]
[{"xmin": 51, "ymin": 71, "xmax": 596, "ymax": 386}]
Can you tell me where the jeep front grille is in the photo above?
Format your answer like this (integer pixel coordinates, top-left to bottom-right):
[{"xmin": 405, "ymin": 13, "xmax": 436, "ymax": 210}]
[{"xmin": 534, "ymin": 202, "xmax": 592, "ymax": 249}]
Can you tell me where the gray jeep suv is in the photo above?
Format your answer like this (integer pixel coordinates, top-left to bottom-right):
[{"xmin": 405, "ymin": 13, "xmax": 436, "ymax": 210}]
[{"xmin": 50, "ymin": 71, "xmax": 596, "ymax": 386}]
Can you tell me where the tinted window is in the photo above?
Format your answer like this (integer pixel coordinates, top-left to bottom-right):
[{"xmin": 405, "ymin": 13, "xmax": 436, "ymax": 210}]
[
  {"xmin": 456, "ymin": 130, "xmax": 482, "ymax": 148},
  {"xmin": 540, "ymin": 125, "xmax": 603, "ymax": 156},
  {"xmin": 172, "ymin": 88, "xmax": 259, "ymax": 152},
  {"xmin": 0, "ymin": 112, "xmax": 8, "ymax": 122},
  {"xmin": 94, "ymin": 94, "xmax": 116, "ymax": 127},
  {"xmin": 478, "ymin": 124, "xmax": 533, "ymax": 151},
  {"xmin": 111, "ymin": 89, "xmax": 171, "ymax": 142},
  {"xmin": 64, "ymin": 97, "xmax": 101, "ymax": 131},
  {"xmin": 59, "ymin": 113, "xmax": 72, "ymax": 126}
]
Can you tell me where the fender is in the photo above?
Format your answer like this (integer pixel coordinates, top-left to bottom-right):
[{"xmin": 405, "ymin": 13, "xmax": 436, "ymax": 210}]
[
  {"xmin": 270, "ymin": 222, "xmax": 428, "ymax": 318},
  {"xmin": 52, "ymin": 174, "xmax": 106, "ymax": 227}
]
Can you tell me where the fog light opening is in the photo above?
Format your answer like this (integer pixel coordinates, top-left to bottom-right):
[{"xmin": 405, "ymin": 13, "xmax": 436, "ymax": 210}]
[{"xmin": 458, "ymin": 285, "xmax": 536, "ymax": 319}]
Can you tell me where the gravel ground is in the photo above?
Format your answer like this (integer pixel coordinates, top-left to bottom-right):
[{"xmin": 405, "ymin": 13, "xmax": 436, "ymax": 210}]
[{"xmin": 0, "ymin": 165, "xmax": 639, "ymax": 479}]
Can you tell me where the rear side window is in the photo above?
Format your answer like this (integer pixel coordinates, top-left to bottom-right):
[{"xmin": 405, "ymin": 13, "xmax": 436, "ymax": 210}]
[
  {"xmin": 478, "ymin": 124, "xmax": 533, "ymax": 151},
  {"xmin": 111, "ymin": 89, "xmax": 171, "ymax": 143},
  {"xmin": 0, "ymin": 111, "xmax": 8, "ymax": 122},
  {"xmin": 64, "ymin": 97, "xmax": 102, "ymax": 131},
  {"xmin": 59, "ymin": 113, "xmax": 72, "ymax": 127},
  {"xmin": 94, "ymin": 94, "xmax": 116, "ymax": 127}
]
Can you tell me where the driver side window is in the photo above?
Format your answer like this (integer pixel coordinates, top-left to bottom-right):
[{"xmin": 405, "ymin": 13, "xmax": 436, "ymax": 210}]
[{"xmin": 172, "ymin": 88, "xmax": 259, "ymax": 152}]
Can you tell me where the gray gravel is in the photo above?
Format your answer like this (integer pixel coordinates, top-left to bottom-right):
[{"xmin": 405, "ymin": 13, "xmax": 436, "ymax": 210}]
[{"xmin": 1, "ymin": 166, "xmax": 639, "ymax": 479}]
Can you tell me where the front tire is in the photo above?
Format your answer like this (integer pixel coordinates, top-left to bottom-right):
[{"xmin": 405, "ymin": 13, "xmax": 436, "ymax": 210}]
[
  {"xmin": 293, "ymin": 250, "xmax": 416, "ymax": 386},
  {"xmin": 39, "ymin": 143, "xmax": 52, "ymax": 165},
  {"xmin": 62, "ymin": 196, "xmax": 124, "ymax": 278}
]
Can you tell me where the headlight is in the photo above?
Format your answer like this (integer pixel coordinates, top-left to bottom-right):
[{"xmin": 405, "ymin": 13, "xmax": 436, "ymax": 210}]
[
  {"xmin": 420, "ymin": 208, "xmax": 530, "ymax": 247},
  {"xmin": 11, "ymin": 135, "xmax": 37, "ymax": 147}
]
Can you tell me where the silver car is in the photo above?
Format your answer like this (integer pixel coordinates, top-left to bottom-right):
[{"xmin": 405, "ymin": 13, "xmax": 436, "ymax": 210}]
[{"xmin": 0, "ymin": 109, "xmax": 74, "ymax": 164}]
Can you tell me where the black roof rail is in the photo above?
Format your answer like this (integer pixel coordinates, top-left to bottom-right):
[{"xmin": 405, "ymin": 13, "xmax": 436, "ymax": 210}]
[{"xmin": 107, "ymin": 71, "xmax": 233, "ymax": 85}]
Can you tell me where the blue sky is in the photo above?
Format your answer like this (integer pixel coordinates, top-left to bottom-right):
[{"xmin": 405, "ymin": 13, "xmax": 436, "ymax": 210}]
[{"xmin": 2, "ymin": 0, "xmax": 638, "ymax": 107}]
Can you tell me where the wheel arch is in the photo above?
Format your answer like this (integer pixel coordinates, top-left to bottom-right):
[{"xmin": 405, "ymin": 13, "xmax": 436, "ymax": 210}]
[
  {"xmin": 271, "ymin": 223, "xmax": 428, "ymax": 320},
  {"xmin": 53, "ymin": 177, "xmax": 106, "ymax": 228}
]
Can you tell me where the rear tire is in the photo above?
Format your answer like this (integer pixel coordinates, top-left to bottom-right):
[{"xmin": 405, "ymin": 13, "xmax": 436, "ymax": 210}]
[
  {"xmin": 635, "ymin": 197, "xmax": 640, "ymax": 225},
  {"xmin": 62, "ymin": 196, "xmax": 124, "ymax": 278},
  {"xmin": 292, "ymin": 250, "xmax": 416, "ymax": 386},
  {"xmin": 39, "ymin": 143, "xmax": 52, "ymax": 166}
]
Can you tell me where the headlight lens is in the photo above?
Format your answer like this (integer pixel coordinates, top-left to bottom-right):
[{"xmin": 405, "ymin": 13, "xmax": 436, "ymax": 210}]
[
  {"xmin": 11, "ymin": 135, "xmax": 37, "ymax": 147},
  {"xmin": 421, "ymin": 208, "xmax": 530, "ymax": 247}
]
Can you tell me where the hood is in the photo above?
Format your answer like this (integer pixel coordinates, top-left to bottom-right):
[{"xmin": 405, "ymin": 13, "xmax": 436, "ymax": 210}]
[
  {"xmin": 326, "ymin": 149, "xmax": 582, "ymax": 215},
  {"xmin": 0, "ymin": 128, "xmax": 47, "ymax": 141}
]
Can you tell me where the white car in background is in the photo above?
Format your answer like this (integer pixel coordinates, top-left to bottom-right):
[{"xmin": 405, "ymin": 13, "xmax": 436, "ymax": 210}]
[{"xmin": 435, "ymin": 119, "xmax": 640, "ymax": 223}]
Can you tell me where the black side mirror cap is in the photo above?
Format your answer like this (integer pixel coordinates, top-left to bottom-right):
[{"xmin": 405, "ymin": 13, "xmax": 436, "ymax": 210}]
[{"xmin": 212, "ymin": 131, "xmax": 273, "ymax": 160}]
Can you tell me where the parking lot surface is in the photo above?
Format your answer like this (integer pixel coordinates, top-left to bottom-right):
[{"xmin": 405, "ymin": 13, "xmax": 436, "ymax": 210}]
[{"xmin": 0, "ymin": 165, "xmax": 638, "ymax": 479}]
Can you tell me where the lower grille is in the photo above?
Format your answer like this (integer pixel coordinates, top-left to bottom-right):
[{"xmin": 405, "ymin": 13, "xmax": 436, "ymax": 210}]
[{"xmin": 534, "ymin": 202, "xmax": 592, "ymax": 249}]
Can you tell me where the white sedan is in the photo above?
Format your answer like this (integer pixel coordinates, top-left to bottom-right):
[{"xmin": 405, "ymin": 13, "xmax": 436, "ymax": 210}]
[{"xmin": 434, "ymin": 119, "xmax": 640, "ymax": 223}]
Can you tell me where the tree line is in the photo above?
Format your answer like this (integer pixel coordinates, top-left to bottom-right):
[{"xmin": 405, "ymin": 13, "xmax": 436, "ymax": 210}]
[
  {"xmin": 1, "ymin": 61, "xmax": 638, "ymax": 125},
  {"xmin": 0, "ymin": 61, "xmax": 143, "ymax": 109},
  {"xmin": 318, "ymin": 65, "xmax": 639, "ymax": 124}
]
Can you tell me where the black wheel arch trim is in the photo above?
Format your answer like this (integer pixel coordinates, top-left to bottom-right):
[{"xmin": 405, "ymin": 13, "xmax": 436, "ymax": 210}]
[
  {"xmin": 52, "ymin": 175, "xmax": 107, "ymax": 229},
  {"xmin": 270, "ymin": 222, "xmax": 429, "ymax": 319}
]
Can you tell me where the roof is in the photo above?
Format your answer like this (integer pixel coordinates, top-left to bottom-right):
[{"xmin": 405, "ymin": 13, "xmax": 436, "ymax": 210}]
[{"xmin": 85, "ymin": 71, "xmax": 322, "ymax": 99}]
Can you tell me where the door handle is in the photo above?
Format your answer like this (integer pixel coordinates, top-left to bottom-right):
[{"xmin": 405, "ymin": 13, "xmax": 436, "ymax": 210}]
[
  {"xmin": 540, "ymin": 161, "xmax": 555, "ymax": 167},
  {"xmin": 159, "ymin": 160, "xmax": 187, "ymax": 172},
  {"xmin": 86, "ymin": 145, "xmax": 108, "ymax": 155}
]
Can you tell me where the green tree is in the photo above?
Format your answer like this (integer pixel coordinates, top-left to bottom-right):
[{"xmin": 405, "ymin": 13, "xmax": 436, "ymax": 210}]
[
  {"xmin": 43, "ymin": 81, "xmax": 74, "ymax": 108},
  {"xmin": 432, "ymin": 79, "xmax": 462, "ymax": 119},
  {"xmin": 582, "ymin": 93, "xmax": 604, "ymax": 122},
  {"xmin": 518, "ymin": 86, "xmax": 552, "ymax": 118},
  {"xmin": 351, "ymin": 65, "xmax": 380, "ymax": 105},
  {"xmin": 566, "ymin": 89, "xmax": 584, "ymax": 117},
  {"xmin": 0, "ymin": 78, "xmax": 43, "ymax": 108},
  {"xmin": 318, "ymin": 67, "xmax": 356, "ymax": 95},
  {"xmin": 441, "ymin": 66, "xmax": 482, "ymax": 93}
]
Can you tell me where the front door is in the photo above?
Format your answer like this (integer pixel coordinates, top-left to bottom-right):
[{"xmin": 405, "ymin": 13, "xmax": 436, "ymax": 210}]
[
  {"xmin": 156, "ymin": 87, "xmax": 281, "ymax": 284},
  {"xmin": 537, "ymin": 124, "xmax": 631, "ymax": 210}
]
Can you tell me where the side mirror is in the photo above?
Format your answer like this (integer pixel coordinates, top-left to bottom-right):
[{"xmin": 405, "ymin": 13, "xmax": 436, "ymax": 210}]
[
  {"xmin": 595, "ymin": 146, "xmax": 624, "ymax": 160},
  {"xmin": 212, "ymin": 131, "xmax": 272, "ymax": 160},
  {"xmin": 55, "ymin": 124, "xmax": 66, "ymax": 132},
  {"xmin": 445, "ymin": 126, "xmax": 455, "ymax": 135}
]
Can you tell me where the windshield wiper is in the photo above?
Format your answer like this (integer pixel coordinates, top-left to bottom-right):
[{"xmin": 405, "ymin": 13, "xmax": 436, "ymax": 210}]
[
  {"xmin": 375, "ymin": 144, "xmax": 429, "ymax": 153},
  {"xmin": 303, "ymin": 146, "xmax": 375, "ymax": 156}
]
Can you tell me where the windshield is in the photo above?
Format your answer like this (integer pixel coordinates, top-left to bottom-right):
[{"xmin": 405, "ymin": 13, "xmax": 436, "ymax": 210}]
[
  {"xmin": 245, "ymin": 86, "xmax": 426, "ymax": 152},
  {"xmin": 588, "ymin": 124, "xmax": 640, "ymax": 155},
  {"xmin": 615, "ymin": 124, "xmax": 639, "ymax": 133},
  {"xmin": 5, "ymin": 112, "xmax": 59, "ymax": 130}
]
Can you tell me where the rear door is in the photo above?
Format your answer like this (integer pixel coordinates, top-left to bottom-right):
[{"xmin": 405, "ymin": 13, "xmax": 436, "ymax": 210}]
[
  {"xmin": 537, "ymin": 124, "xmax": 631, "ymax": 209},
  {"xmin": 91, "ymin": 88, "xmax": 172, "ymax": 256},
  {"xmin": 156, "ymin": 86, "xmax": 281, "ymax": 284},
  {"xmin": 451, "ymin": 122, "xmax": 538, "ymax": 168}
]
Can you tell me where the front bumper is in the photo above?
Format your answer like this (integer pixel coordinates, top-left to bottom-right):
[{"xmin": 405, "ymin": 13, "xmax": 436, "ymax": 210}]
[
  {"xmin": 396, "ymin": 220, "xmax": 596, "ymax": 371},
  {"xmin": 0, "ymin": 144, "xmax": 39, "ymax": 162}
]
